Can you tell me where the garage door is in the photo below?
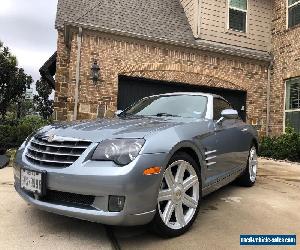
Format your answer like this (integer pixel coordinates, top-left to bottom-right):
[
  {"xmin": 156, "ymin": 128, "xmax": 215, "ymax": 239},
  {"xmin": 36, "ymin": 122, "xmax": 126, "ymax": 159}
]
[{"xmin": 118, "ymin": 76, "xmax": 247, "ymax": 121}]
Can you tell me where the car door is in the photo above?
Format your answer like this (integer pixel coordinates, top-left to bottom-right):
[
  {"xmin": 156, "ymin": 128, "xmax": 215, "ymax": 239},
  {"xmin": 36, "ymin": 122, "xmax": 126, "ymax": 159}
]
[
  {"xmin": 197, "ymin": 120, "xmax": 219, "ymax": 180},
  {"xmin": 235, "ymin": 121, "xmax": 255, "ymax": 166},
  {"xmin": 212, "ymin": 98, "xmax": 244, "ymax": 176}
]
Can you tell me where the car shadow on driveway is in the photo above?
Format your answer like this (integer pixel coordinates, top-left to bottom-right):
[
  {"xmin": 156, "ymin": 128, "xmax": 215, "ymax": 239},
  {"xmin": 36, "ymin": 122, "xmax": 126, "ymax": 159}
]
[
  {"xmin": 20, "ymin": 171, "xmax": 300, "ymax": 250},
  {"xmin": 27, "ymin": 183, "xmax": 240, "ymax": 250},
  {"xmin": 28, "ymin": 206, "xmax": 105, "ymax": 235},
  {"xmin": 21, "ymin": 207, "xmax": 112, "ymax": 249},
  {"xmin": 110, "ymin": 183, "xmax": 240, "ymax": 248}
]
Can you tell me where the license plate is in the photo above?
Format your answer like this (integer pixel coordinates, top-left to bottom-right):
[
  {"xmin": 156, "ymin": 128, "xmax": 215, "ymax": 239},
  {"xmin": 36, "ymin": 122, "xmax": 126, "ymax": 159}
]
[{"xmin": 20, "ymin": 168, "xmax": 46, "ymax": 196}]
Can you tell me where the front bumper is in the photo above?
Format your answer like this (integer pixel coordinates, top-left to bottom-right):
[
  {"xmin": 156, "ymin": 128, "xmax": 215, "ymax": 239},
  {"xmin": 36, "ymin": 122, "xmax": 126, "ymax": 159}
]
[{"xmin": 14, "ymin": 148, "xmax": 169, "ymax": 226}]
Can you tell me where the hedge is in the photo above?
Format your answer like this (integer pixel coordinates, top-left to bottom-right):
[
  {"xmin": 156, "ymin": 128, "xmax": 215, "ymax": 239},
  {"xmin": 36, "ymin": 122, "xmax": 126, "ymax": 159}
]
[
  {"xmin": 0, "ymin": 116, "xmax": 48, "ymax": 153},
  {"xmin": 259, "ymin": 127, "xmax": 300, "ymax": 162}
]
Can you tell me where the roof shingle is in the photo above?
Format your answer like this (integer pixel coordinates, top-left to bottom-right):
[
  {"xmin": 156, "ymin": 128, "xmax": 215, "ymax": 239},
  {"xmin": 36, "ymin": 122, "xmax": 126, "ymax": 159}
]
[{"xmin": 56, "ymin": 0, "xmax": 196, "ymax": 44}]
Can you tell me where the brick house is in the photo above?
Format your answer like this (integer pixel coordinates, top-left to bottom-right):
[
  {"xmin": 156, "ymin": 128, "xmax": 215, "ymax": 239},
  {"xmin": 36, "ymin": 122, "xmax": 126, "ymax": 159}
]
[{"xmin": 45, "ymin": 0, "xmax": 300, "ymax": 136}]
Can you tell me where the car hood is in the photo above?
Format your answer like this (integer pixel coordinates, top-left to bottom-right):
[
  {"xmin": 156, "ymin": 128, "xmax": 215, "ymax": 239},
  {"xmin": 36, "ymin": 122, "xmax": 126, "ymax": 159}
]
[{"xmin": 37, "ymin": 117, "xmax": 189, "ymax": 142}]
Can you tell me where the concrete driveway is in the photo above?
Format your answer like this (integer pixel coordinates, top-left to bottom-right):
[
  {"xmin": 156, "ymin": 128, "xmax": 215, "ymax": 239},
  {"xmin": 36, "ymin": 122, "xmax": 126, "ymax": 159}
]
[{"xmin": 1, "ymin": 159, "xmax": 299, "ymax": 250}]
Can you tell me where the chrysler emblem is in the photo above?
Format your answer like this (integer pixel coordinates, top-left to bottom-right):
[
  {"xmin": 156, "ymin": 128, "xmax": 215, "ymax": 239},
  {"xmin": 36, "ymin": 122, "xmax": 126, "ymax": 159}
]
[{"xmin": 47, "ymin": 134, "xmax": 55, "ymax": 142}]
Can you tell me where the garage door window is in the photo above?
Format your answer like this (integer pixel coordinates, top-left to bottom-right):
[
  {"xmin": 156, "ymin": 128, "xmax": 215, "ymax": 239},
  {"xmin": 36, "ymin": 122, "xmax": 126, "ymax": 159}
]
[
  {"xmin": 285, "ymin": 78, "xmax": 300, "ymax": 132},
  {"xmin": 288, "ymin": 0, "xmax": 300, "ymax": 28},
  {"xmin": 228, "ymin": 0, "xmax": 247, "ymax": 32}
]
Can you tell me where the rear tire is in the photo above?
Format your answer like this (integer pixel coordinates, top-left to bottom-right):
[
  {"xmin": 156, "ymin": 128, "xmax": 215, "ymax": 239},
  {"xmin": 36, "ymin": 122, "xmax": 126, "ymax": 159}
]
[
  {"xmin": 150, "ymin": 152, "xmax": 201, "ymax": 238},
  {"xmin": 236, "ymin": 146, "xmax": 258, "ymax": 187}
]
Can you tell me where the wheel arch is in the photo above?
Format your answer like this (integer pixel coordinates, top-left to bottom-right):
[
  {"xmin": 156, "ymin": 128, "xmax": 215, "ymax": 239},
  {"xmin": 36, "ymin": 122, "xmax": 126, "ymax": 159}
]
[
  {"xmin": 152, "ymin": 142, "xmax": 204, "ymax": 237},
  {"xmin": 252, "ymin": 138, "xmax": 259, "ymax": 153},
  {"xmin": 164, "ymin": 141, "xmax": 205, "ymax": 172},
  {"xmin": 174, "ymin": 148, "xmax": 201, "ymax": 169}
]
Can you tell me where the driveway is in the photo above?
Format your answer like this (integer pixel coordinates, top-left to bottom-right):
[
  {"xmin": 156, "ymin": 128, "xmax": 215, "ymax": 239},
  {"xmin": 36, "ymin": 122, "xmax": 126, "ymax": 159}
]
[{"xmin": 1, "ymin": 159, "xmax": 299, "ymax": 250}]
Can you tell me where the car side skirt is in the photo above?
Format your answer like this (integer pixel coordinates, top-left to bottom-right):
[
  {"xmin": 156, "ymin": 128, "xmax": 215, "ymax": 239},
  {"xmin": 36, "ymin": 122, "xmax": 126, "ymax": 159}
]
[{"xmin": 202, "ymin": 167, "xmax": 244, "ymax": 197}]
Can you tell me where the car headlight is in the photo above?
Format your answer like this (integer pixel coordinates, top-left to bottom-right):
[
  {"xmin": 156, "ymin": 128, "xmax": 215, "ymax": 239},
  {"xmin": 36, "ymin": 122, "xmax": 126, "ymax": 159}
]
[{"xmin": 92, "ymin": 139, "xmax": 145, "ymax": 165}]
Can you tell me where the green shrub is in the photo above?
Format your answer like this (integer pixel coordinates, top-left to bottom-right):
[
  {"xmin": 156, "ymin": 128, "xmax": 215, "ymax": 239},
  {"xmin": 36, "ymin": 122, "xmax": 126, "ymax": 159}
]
[
  {"xmin": 259, "ymin": 127, "xmax": 300, "ymax": 162},
  {"xmin": 0, "ymin": 115, "xmax": 49, "ymax": 153},
  {"xmin": 0, "ymin": 125, "xmax": 12, "ymax": 153},
  {"xmin": 19, "ymin": 115, "xmax": 49, "ymax": 131}
]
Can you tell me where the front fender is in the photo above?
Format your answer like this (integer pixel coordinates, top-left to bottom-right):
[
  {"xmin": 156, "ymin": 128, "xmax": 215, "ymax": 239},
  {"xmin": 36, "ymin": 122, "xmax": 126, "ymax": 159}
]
[
  {"xmin": 141, "ymin": 122, "xmax": 213, "ymax": 188},
  {"xmin": 161, "ymin": 140, "xmax": 206, "ymax": 171},
  {"xmin": 141, "ymin": 120, "xmax": 212, "ymax": 155}
]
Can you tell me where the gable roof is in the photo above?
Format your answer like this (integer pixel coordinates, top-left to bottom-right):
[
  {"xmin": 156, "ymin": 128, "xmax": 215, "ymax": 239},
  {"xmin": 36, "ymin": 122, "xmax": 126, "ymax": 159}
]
[{"xmin": 56, "ymin": 0, "xmax": 196, "ymax": 44}]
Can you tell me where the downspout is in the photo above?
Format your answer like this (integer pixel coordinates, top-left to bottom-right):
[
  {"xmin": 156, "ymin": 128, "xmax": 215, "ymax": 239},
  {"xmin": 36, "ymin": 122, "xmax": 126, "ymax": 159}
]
[
  {"xmin": 195, "ymin": 0, "xmax": 201, "ymax": 38},
  {"xmin": 73, "ymin": 27, "xmax": 83, "ymax": 121},
  {"xmin": 266, "ymin": 57, "xmax": 274, "ymax": 137}
]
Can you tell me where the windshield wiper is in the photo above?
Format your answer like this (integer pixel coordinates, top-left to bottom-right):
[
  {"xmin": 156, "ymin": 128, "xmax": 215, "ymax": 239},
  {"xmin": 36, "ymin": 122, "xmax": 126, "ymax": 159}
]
[
  {"xmin": 154, "ymin": 113, "xmax": 180, "ymax": 117},
  {"xmin": 122, "ymin": 113, "xmax": 180, "ymax": 118},
  {"xmin": 120, "ymin": 113, "xmax": 143, "ymax": 118}
]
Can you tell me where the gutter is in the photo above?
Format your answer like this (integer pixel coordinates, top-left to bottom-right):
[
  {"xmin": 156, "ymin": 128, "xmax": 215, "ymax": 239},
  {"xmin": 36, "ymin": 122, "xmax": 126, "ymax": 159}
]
[
  {"xmin": 73, "ymin": 27, "xmax": 83, "ymax": 121},
  {"xmin": 63, "ymin": 22, "xmax": 272, "ymax": 62}
]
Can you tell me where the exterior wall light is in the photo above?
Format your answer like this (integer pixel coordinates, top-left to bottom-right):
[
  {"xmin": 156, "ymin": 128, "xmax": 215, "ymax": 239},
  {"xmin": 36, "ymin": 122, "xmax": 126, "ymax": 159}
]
[{"xmin": 91, "ymin": 60, "xmax": 100, "ymax": 84}]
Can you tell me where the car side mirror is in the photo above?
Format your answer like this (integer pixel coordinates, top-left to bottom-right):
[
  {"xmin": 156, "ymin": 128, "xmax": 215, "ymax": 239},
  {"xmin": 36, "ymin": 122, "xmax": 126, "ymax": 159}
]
[
  {"xmin": 221, "ymin": 109, "xmax": 239, "ymax": 119},
  {"xmin": 115, "ymin": 110, "xmax": 123, "ymax": 116},
  {"xmin": 216, "ymin": 109, "xmax": 239, "ymax": 124}
]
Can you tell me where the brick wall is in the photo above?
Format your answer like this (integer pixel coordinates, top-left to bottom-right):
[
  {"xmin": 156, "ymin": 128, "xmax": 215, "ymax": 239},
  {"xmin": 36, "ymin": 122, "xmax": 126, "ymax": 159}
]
[
  {"xmin": 55, "ymin": 29, "xmax": 270, "ymax": 134},
  {"xmin": 271, "ymin": 0, "xmax": 300, "ymax": 135}
]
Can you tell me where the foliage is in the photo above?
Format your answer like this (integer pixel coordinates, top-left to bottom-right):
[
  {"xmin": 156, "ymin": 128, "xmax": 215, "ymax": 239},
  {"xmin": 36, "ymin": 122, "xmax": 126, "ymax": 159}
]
[
  {"xmin": 6, "ymin": 148, "xmax": 17, "ymax": 167},
  {"xmin": 33, "ymin": 77, "xmax": 54, "ymax": 120},
  {"xmin": 0, "ymin": 115, "xmax": 49, "ymax": 153},
  {"xmin": 8, "ymin": 99, "xmax": 35, "ymax": 120},
  {"xmin": 0, "ymin": 41, "xmax": 52, "ymax": 155},
  {"xmin": 259, "ymin": 127, "xmax": 300, "ymax": 162},
  {"xmin": 0, "ymin": 41, "xmax": 33, "ymax": 120},
  {"xmin": 0, "ymin": 42, "xmax": 36, "ymax": 120},
  {"xmin": 19, "ymin": 115, "xmax": 49, "ymax": 131}
]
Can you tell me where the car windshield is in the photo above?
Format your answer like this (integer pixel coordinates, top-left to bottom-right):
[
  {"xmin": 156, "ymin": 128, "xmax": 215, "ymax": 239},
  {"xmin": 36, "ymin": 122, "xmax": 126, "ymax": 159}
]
[{"xmin": 123, "ymin": 95, "xmax": 208, "ymax": 118}]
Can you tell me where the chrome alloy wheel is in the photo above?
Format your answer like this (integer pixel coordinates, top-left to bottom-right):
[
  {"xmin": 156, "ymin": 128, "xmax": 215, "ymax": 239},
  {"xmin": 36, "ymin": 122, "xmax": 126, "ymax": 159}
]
[
  {"xmin": 158, "ymin": 160, "xmax": 199, "ymax": 230},
  {"xmin": 249, "ymin": 147, "xmax": 258, "ymax": 182}
]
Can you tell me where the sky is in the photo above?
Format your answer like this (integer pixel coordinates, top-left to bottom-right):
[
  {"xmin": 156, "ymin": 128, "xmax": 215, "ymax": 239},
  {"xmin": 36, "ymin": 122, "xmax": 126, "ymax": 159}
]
[{"xmin": 0, "ymin": 0, "xmax": 58, "ymax": 87}]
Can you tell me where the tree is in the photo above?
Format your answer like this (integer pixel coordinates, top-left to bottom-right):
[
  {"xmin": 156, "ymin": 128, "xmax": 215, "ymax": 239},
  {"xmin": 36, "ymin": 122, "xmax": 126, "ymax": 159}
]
[
  {"xmin": 0, "ymin": 41, "xmax": 33, "ymax": 120},
  {"xmin": 8, "ymin": 99, "xmax": 35, "ymax": 120},
  {"xmin": 33, "ymin": 77, "xmax": 53, "ymax": 120}
]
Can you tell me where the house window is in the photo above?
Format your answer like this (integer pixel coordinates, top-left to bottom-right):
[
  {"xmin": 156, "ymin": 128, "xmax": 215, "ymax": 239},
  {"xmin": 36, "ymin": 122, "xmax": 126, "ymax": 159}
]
[
  {"xmin": 285, "ymin": 78, "xmax": 300, "ymax": 132},
  {"xmin": 288, "ymin": 0, "xmax": 300, "ymax": 28},
  {"xmin": 229, "ymin": 0, "xmax": 247, "ymax": 32}
]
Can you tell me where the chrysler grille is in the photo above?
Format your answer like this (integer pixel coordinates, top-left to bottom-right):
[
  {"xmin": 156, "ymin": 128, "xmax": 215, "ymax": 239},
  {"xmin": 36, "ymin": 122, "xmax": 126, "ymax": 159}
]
[{"xmin": 25, "ymin": 136, "xmax": 91, "ymax": 167}]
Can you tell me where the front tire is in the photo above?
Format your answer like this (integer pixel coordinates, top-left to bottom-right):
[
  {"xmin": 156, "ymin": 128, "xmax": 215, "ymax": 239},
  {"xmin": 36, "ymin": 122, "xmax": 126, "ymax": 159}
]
[
  {"xmin": 151, "ymin": 152, "xmax": 201, "ymax": 238},
  {"xmin": 236, "ymin": 146, "xmax": 258, "ymax": 187}
]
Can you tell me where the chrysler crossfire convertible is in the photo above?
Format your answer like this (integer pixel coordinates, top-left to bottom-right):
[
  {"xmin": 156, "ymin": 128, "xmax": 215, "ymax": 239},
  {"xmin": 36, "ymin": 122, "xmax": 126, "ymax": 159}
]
[{"xmin": 14, "ymin": 92, "xmax": 258, "ymax": 237}]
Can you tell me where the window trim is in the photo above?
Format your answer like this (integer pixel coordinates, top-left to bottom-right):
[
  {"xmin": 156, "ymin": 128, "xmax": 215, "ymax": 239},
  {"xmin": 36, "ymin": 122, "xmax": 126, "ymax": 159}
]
[
  {"xmin": 284, "ymin": 78, "xmax": 300, "ymax": 132},
  {"xmin": 227, "ymin": 0, "xmax": 249, "ymax": 33},
  {"xmin": 285, "ymin": 78, "xmax": 300, "ymax": 111},
  {"xmin": 288, "ymin": 0, "xmax": 300, "ymax": 8},
  {"xmin": 287, "ymin": 0, "xmax": 300, "ymax": 29},
  {"xmin": 286, "ymin": 109, "xmax": 300, "ymax": 112}
]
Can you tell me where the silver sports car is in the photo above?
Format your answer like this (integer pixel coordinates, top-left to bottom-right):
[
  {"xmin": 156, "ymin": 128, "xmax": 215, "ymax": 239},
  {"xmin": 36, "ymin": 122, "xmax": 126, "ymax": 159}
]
[{"xmin": 14, "ymin": 92, "xmax": 258, "ymax": 237}]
